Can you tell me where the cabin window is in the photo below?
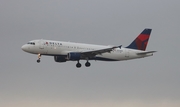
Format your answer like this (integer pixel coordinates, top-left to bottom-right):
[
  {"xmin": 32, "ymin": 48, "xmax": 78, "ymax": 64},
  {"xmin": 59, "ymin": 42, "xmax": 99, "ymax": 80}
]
[{"xmin": 27, "ymin": 42, "xmax": 35, "ymax": 45}]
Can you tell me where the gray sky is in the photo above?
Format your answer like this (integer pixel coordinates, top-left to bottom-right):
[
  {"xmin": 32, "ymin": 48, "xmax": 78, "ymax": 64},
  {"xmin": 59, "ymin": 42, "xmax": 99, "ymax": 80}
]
[{"xmin": 0, "ymin": 0, "xmax": 180, "ymax": 107}]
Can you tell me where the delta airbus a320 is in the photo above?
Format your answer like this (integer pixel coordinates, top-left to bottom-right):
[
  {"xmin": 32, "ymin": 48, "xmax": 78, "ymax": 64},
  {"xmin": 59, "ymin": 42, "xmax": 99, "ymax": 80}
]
[{"xmin": 21, "ymin": 29, "xmax": 156, "ymax": 68}]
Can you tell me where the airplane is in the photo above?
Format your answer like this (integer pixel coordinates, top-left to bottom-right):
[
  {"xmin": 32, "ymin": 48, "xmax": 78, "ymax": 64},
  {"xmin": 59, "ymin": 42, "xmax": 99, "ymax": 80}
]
[{"xmin": 21, "ymin": 28, "xmax": 156, "ymax": 68}]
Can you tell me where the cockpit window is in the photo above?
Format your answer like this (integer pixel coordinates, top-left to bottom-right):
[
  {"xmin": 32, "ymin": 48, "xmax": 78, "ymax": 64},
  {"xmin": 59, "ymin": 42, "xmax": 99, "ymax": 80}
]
[{"xmin": 27, "ymin": 42, "xmax": 35, "ymax": 45}]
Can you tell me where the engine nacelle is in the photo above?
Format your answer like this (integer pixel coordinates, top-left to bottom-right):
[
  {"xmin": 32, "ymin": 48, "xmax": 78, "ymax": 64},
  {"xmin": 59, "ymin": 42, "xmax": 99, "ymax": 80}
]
[
  {"xmin": 67, "ymin": 52, "xmax": 81, "ymax": 61},
  {"xmin": 54, "ymin": 56, "xmax": 67, "ymax": 62}
]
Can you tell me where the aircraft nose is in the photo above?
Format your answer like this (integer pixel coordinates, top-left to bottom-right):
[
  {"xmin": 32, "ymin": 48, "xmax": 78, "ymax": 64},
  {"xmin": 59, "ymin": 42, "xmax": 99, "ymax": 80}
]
[{"xmin": 21, "ymin": 45, "xmax": 28, "ymax": 51}]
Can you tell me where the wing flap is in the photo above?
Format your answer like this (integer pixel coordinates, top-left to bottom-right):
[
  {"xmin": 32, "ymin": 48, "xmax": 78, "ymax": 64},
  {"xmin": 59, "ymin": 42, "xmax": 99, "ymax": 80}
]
[{"xmin": 80, "ymin": 46, "xmax": 119, "ymax": 58}]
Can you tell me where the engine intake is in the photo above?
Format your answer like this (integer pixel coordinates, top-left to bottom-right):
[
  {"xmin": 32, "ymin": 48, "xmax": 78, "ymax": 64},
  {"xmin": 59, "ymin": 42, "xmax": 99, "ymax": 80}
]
[{"xmin": 67, "ymin": 52, "xmax": 81, "ymax": 60}]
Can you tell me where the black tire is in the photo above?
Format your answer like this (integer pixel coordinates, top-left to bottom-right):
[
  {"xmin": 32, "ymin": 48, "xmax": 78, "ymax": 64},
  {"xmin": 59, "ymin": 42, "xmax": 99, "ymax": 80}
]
[
  {"xmin": 76, "ymin": 63, "xmax": 81, "ymax": 68},
  {"xmin": 37, "ymin": 59, "xmax": 40, "ymax": 63},
  {"xmin": 85, "ymin": 62, "xmax": 91, "ymax": 67}
]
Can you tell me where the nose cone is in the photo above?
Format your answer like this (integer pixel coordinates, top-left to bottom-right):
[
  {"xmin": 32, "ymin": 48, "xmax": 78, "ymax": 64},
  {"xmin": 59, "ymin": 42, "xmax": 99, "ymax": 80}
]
[{"xmin": 21, "ymin": 45, "xmax": 28, "ymax": 52}]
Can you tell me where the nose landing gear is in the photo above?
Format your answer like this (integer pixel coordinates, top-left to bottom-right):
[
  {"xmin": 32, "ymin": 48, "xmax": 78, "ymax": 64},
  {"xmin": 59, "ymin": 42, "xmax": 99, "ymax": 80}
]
[{"xmin": 37, "ymin": 54, "xmax": 41, "ymax": 63}]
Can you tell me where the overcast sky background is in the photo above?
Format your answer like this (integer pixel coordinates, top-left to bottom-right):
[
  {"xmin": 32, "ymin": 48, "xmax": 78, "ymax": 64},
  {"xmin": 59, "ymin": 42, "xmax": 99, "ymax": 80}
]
[{"xmin": 0, "ymin": 0, "xmax": 180, "ymax": 107}]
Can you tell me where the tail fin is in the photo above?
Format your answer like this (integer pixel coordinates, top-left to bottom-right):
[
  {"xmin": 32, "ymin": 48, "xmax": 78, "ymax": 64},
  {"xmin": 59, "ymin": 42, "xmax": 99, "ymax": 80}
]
[{"xmin": 126, "ymin": 28, "xmax": 152, "ymax": 51}]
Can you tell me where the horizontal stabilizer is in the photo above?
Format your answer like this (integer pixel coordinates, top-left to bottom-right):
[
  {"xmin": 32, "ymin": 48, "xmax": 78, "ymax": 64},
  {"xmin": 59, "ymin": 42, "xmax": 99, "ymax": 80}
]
[{"xmin": 137, "ymin": 51, "xmax": 157, "ymax": 55}]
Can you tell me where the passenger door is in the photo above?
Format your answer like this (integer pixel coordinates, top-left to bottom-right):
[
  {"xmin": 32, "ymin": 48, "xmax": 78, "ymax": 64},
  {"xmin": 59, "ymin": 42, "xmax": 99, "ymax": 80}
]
[{"xmin": 39, "ymin": 40, "xmax": 44, "ymax": 49}]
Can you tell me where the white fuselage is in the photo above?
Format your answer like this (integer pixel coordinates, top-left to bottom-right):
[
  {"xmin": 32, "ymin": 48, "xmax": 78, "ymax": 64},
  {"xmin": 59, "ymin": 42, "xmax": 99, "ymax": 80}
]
[{"xmin": 22, "ymin": 39, "xmax": 153, "ymax": 61}]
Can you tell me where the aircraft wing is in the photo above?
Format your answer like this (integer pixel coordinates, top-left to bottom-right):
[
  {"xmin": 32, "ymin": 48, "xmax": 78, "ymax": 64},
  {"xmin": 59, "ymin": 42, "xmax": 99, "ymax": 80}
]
[{"xmin": 80, "ymin": 46, "xmax": 120, "ymax": 58}]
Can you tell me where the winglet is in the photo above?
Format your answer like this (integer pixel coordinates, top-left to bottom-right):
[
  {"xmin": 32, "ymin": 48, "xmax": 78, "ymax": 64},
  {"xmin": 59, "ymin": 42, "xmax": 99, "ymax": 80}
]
[{"xmin": 118, "ymin": 45, "xmax": 122, "ymax": 49}]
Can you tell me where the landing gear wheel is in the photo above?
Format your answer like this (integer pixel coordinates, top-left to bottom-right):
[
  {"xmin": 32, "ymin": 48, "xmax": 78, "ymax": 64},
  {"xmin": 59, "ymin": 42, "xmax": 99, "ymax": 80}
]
[
  {"xmin": 76, "ymin": 62, "xmax": 82, "ymax": 68},
  {"xmin": 85, "ymin": 61, "xmax": 91, "ymax": 67},
  {"xmin": 37, "ymin": 59, "xmax": 40, "ymax": 63}
]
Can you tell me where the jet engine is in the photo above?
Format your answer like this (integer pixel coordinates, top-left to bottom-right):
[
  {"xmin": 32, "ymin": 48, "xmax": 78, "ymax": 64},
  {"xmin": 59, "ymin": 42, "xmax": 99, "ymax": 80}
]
[
  {"xmin": 54, "ymin": 56, "xmax": 67, "ymax": 62},
  {"xmin": 67, "ymin": 52, "xmax": 81, "ymax": 60}
]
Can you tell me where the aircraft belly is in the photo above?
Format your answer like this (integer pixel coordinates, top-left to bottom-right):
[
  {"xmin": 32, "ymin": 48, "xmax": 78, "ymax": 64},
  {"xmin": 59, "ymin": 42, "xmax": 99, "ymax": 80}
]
[{"xmin": 95, "ymin": 52, "xmax": 126, "ymax": 61}]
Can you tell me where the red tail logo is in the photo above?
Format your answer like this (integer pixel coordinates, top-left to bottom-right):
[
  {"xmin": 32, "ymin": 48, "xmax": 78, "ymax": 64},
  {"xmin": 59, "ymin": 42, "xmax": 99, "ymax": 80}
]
[{"xmin": 126, "ymin": 29, "xmax": 152, "ymax": 51}]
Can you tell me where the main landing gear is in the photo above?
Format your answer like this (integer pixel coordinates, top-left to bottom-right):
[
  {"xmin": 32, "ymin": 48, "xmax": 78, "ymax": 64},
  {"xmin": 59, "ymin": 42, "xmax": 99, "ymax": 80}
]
[
  {"xmin": 76, "ymin": 60, "xmax": 91, "ymax": 68},
  {"xmin": 37, "ymin": 54, "xmax": 41, "ymax": 63},
  {"xmin": 85, "ymin": 61, "xmax": 91, "ymax": 67},
  {"xmin": 76, "ymin": 61, "xmax": 82, "ymax": 68}
]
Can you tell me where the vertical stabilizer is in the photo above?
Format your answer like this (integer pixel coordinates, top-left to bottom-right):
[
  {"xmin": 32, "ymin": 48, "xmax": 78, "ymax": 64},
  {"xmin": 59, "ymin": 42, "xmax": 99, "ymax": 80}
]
[{"xmin": 126, "ymin": 29, "xmax": 152, "ymax": 51}]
